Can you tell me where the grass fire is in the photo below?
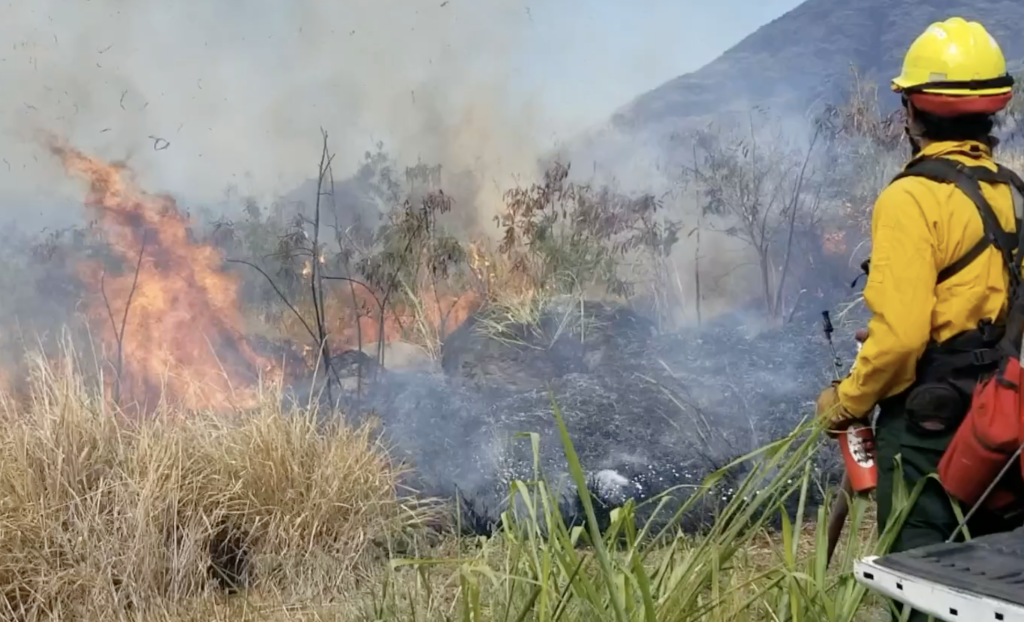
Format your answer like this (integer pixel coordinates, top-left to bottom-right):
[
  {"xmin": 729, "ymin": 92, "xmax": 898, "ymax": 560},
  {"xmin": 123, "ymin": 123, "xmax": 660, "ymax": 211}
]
[
  {"xmin": 5, "ymin": 3, "xmax": 1024, "ymax": 621},
  {"xmin": 50, "ymin": 139, "xmax": 277, "ymax": 411}
]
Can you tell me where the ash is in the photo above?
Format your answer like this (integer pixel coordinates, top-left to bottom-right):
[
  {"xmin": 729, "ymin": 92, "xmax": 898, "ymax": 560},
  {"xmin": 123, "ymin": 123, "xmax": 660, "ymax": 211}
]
[{"xmin": 298, "ymin": 297, "xmax": 868, "ymax": 535}]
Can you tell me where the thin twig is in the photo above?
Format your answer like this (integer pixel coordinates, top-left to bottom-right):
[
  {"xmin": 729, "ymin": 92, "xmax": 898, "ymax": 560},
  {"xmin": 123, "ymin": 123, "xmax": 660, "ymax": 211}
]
[
  {"xmin": 311, "ymin": 128, "xmax": 336, "ymax": 404},
  {"xmin": 375, "ymin": 232, "xmax": 421, "ymax": 370},
  {"xmin": 772, "ymin": 126, "xmax": 821, "ymax": 320},
  {"xmin": 227, "ymin": 258, "xmax": 343, "ymax": 389},
  {"xmin": 429, "ymin": 265, "xmax": 446, "ymax": 342},
  {"xmin": 226, "ymin": 259, "xmax": 319, "ymax": 343},
  {"xmin": 99, "ymin": 273, "xmax": 117, "ymax": 387},
  {"xmin": 441, "ymin": 289, "xmax": 471, "ymax": 341},
  {"xmin": 99, "ymin": 231, "xmax": 148, "ymax": 405}
]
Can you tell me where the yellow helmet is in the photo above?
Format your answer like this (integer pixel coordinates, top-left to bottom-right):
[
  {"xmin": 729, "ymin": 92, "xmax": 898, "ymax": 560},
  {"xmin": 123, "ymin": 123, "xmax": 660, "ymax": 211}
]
[{"xmin": 892, "ymin": 17, "xmax": 1014, "ymax": 116}]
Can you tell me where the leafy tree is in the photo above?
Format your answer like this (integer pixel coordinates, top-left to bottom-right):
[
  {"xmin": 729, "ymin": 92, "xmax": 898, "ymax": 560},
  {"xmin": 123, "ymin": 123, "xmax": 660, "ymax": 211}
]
[
  {"xmin": 683, "ymin": 108, "xmax": 822, "ymax": 323},
  {"xmin": 497, "ymin": 161, "xmax": 680, "ymax": 309}
]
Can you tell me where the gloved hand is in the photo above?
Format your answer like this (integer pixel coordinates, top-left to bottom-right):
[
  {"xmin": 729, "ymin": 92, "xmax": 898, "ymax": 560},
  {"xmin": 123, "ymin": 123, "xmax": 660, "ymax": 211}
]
[{"xmin": 816, "ymin": 380, "xmax": 860, "ymax": 436}]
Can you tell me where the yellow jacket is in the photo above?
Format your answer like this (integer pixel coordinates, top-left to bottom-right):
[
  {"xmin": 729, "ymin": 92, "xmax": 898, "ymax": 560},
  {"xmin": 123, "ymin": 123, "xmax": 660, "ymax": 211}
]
[{"xmin": 837, "ymin": 140, "xmax": 1018, "ymax": 417}]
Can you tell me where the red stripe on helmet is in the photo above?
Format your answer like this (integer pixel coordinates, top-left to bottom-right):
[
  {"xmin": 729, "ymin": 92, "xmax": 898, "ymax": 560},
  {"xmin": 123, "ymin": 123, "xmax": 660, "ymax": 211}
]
[{"xmin": 909, "ymin": 91, "xmax": 1013, "ymax": 117}]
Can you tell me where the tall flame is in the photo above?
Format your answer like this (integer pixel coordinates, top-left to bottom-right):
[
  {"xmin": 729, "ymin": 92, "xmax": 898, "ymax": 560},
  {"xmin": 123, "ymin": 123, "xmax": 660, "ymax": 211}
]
[{"xmin": 51, "ymin": 141, "xmax": 273, "ymax": 410}]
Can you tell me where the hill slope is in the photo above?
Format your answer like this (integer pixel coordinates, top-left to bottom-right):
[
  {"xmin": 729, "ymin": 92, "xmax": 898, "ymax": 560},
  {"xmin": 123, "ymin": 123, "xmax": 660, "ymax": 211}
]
[{"xmin": 575, "ymin": 0, "xmax": 1024, "ymax": 172}]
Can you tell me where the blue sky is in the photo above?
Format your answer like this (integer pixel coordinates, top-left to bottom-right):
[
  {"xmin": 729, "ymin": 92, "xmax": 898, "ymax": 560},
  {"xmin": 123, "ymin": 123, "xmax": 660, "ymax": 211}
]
[{"xmin": 514, "ymin": 0, "xmax": 806, "ymax": 129}]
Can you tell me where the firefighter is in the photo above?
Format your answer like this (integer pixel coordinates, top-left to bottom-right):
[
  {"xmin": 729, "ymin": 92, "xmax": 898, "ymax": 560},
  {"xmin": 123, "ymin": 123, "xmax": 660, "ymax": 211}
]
[{"xmin": 815, "ymin": 16, "xmax": 1024, "ymax": 622}]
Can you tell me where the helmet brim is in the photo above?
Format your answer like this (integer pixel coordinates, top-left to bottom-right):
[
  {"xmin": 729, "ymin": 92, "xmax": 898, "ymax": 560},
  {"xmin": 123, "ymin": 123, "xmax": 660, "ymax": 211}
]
[
  {"xmin": 891, "ymin": 75, "xmax": 914, "ymax": 92},
  {"xmin": 892, "ymin": 75, "xmax": 1014, "ymax": 96}
]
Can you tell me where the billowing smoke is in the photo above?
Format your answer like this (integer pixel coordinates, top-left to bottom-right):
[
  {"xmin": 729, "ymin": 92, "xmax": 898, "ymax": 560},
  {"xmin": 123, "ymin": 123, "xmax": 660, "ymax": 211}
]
[
  {"xmin": 0, "ymin": 0, "xmax": 564, "ymax": 233},
  {"xmin": 0, "ymin": 0, "xmax": 842, "ymax": 328},
  {"xmin": 0, "ymin": 1, "xmax": 812, "ymax": 235}
]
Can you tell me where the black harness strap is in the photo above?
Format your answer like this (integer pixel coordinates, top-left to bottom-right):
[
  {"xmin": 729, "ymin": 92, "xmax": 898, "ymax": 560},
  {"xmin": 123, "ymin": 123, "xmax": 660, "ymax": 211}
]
[
  {"xmin": 891, "ymin": 158, "xmax": 1023, "ymax": 288},
  {"xmin": 916, "ymin": 318, "xmax": 1005, "ymax": 378},
  {"xmin": 1005, "ymin": 165, "xmax": 1024, "ymax": 281},
  {"xmin": 937, "ymin": 237, "xmax": 991, "ymax": 285},
  {"xmin": 889, "ymin": 157, "xmax": 1024, "ymax": 369}
]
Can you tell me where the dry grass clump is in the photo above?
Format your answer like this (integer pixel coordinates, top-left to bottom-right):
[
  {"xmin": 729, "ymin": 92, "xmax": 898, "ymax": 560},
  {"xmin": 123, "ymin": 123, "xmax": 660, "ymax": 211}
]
[
  {"xmin": 0, "ymin": 344, "xmax": 423, "ymax": 621},
  {"xmin": 0, "ymin": 343, "xmax": 898, "ymax": 622}
]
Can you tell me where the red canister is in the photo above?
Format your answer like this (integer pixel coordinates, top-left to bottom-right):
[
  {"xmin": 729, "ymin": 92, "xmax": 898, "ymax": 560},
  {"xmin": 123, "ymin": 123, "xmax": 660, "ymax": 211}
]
[{"xmin": 839, "ymin": 423, "xmax": 877, "ymax": 493}]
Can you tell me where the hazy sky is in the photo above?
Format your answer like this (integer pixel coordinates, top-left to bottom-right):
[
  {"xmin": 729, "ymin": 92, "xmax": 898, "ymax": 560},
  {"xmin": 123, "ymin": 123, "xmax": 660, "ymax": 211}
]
[
  {"xmin": 0, "ymin": 0, "xmax": 806, "ymax": 228},
  {"xmin": 516, "ymin": 0, "xmax": 805, "ymax": 136}
]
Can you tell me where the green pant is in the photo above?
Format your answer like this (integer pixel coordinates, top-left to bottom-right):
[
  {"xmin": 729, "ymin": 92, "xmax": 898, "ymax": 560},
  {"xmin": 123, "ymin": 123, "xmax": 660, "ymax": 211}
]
[{"xmin": 875, "ymin": 401, "xmax": 1023, "ymax": 622}]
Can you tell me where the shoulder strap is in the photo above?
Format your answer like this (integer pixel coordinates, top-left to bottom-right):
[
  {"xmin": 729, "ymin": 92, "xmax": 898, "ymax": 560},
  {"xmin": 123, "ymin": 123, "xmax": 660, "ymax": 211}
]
[
  {"xmin": 1003, "ymin": 164, "xmax": 1024, "ymax": 281},
  {"xmin": 998, "ymin": 163, "xmax": 1024, "ymax": 262},
  {"xmin": 892, "ymin": 157, "xmax": 1023, "ymax": 288}
]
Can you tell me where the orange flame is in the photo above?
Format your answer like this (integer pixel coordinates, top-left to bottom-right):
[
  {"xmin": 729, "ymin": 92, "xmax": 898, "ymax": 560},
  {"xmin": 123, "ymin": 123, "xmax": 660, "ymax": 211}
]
[
  {"xmin": 51, "ymin": 141, "xmax": 274, "ymax": 410},
  {"xmin": 295, "ymin": 281, "xmax": 480, "ymax": 354},
  {"xmin": 822, "ymin": 230, "xmax": 848, "ymax": 255}
]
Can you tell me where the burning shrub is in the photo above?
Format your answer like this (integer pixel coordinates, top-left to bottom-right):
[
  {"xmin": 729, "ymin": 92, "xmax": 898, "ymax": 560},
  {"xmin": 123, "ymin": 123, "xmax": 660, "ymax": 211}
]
[
  {"xmin": 216, "ymin": 138, "xmax": 480, "ymax": 381},
  {"xmin": 0, "ymin": 342, "xmax": 428, "ymax": 620}
]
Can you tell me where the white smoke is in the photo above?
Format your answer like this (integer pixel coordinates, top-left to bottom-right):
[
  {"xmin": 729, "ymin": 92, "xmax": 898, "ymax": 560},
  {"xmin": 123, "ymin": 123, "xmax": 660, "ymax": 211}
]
[
  {"xmin": 0, "ymin": 0, "xmax": 807, "ymax": 233},
  {"xmin": 0, "ymin": 0, "xmax": 562, "ymax": 230}
]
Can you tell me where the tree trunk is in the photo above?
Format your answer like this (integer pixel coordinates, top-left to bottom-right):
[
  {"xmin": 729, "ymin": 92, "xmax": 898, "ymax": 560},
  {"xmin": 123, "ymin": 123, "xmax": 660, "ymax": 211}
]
[
  {"xmin": 694, "ymin": 225, "xmax": 702, "ymax": 326},
  {"xmin": 759, "ymin": 248, "xmax": 775, "ymax": 321}
]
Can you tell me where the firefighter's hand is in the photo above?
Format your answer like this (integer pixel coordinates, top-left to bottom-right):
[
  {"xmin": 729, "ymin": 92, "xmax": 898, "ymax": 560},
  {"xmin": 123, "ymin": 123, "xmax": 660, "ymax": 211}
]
[
  {"xmin": 816, "ymin": 381, "xmax": 859, "ymax": 437},
  {"xmin": 859, "ymin": 433, "xmax": 876, "ymax": 456},
  {"xmin": 855, "ymin": 328, "xmax": 868, "ymax": 343}
]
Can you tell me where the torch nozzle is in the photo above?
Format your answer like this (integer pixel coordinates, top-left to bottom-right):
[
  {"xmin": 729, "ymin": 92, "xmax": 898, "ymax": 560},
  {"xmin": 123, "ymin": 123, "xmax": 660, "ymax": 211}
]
[{"xmin": 821, "ymin": 310, "xmax": 843, "ymax": 381}]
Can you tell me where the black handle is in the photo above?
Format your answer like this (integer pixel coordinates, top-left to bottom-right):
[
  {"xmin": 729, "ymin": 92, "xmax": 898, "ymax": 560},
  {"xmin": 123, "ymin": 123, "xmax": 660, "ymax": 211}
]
[{"xmin": 822, "ymin": 310, "xmax": 834, "ymax": 337}]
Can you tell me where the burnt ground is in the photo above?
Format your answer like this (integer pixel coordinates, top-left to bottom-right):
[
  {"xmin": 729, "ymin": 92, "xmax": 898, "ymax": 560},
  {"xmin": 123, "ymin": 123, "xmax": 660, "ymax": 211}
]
[{"xmin": 295, "ymin": 296, "xmax": 869, "ymax": 536}]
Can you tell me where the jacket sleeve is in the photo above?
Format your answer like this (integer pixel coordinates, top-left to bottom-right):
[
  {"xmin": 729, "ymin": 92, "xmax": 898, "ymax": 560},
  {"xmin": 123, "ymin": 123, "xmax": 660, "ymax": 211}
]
[{"xmin": 837, "ymin": 182, "xmax": 938, "ymax": 416}]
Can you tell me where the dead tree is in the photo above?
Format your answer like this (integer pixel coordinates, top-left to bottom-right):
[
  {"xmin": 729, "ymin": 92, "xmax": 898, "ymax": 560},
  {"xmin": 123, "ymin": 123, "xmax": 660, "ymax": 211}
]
[{"xmin": 309, "ymin": 129, "xmax": 335, "ymax": 403}]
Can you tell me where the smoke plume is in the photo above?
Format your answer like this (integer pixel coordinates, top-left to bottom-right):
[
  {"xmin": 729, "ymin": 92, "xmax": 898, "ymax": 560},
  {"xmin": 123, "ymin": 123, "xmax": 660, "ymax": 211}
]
[{"xmin": 0, "ymin": 0, "xmax": 572, "ymax": 232}]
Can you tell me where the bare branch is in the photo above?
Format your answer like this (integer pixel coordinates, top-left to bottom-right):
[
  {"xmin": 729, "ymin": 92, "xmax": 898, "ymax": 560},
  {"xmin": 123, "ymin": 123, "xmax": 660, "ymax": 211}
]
[
  {"xmin": 99, "ymin": 230, "xmax": 147, "ymax": 406},
  {"xmin": 327, "ymin": 155, "xmax": 364, "ymax": 398},
  {"xmin": 311, "ymin": 127, "xmax": 336, "ymax": 403},
  {"xmin": 226, "ymin": 259, "xmax": 318, "ymax": 343},
  {"xmin": 773, "ymin": 126, "xmax": 821, "ymax": 316}
]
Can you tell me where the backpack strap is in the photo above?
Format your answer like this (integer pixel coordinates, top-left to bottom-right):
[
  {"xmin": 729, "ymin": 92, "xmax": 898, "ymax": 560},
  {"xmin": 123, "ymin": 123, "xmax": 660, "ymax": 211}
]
[
  {"xmin": 1002, "ymin": 164, "xmax": 1024, "ymax": 280},
  {"xmin": 892, "ymin": 157, "xmax": 1023, "ymax": 288}
]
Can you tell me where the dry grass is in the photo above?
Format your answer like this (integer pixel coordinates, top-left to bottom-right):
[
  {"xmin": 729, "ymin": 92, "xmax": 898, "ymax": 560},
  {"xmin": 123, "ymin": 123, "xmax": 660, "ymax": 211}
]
[
  {"xmin": 0, "ymin": 342, "xmax": 431, "ymax": 622},
  {"xmin": 0, "ymin": 338, "xmax": 892, "ymax": 622}
]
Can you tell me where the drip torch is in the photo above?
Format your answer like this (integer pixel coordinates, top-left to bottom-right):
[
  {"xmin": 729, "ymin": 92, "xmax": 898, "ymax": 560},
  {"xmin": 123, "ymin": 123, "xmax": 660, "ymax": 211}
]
[
  {"xmin": 821, "ymin": 311, "xmax": 877, "ymax": 493},
  {"xmin": 822, "ymin": 311, "xmax": 877, "ymax": 568}
]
